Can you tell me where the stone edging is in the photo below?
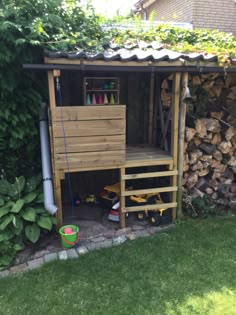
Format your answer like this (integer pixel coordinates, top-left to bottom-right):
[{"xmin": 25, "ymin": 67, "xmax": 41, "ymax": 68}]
[{"xmin": 0, "ymin": 224, "xmax": 175, "ymax": 278}]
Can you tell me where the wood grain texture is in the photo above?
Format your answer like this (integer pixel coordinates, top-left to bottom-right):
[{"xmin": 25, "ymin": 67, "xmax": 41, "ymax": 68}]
[
  {"xmin": 52, "ymin": 119, "xmax": 125, "ymax": 137},
  {"xmin": 55, "ymin": 150, "xmax": 125, "ymax": 170},
  {"xmin": 54, "ymin": 135, "xmax": 125, "ymax": 154},
  {"xmin": 51, "ymin": 105, "xmax": 126, "ymax": 121}
]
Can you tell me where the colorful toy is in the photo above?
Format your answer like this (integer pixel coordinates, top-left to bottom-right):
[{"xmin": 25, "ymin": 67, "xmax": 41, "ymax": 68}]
[
  {"xmin": 108, "ymin": 201, "xmax": 120, "ymax": 222},
  {"xmin": 130, "ymin": 193, "xmax": 170, "ymax": 226},
  {"xmin": 73, "ymin": 196, "xmax": 81, "ymax": 206},
  {"xmin": 64, "ymin": 227, "xmax": 73, "ymax": 234},
  {"xmin": 85, "ymin": 194, "xmax": 97, "ymax": 206}
]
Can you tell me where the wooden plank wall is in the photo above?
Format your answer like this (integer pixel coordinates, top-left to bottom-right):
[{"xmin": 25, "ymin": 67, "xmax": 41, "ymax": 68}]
[{"xmin": 51, "ymin": 105, "xmax": 126, "ymax": 170}]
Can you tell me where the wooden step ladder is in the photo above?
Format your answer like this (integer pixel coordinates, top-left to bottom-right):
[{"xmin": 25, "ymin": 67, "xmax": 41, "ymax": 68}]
[{"xmin": 119, "ymin": 161, "xmax": 178, "ymax": 228}]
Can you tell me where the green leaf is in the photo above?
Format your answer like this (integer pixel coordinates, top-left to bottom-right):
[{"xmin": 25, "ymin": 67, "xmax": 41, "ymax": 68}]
[
  {"xmin": 24, "ymin": 192, "xmax": 37, "ymax": 204},
  {"xmin": 37, "ymin": 216, "xmax": 52, "ymax": 230},
  {"xmin": 20, "ymin": 207, "xmax": 36, "ymax": 222},
  {"xmin": 0, "ymin": 199, "xmax": 4, "ymax": 206},
  {"xmin": 0, "ymin": 255, "xmax": 13, "ymax": 269},
  {"xmin": 51, "ymin": 216, "xmax": 57, "ymax": 225},
  {"xmin": 0, "ymin": 214, "xmax": 13, "ymax": 230},
  {"xmin": 25, "ymin": 224, "xmax": 40, "ymax": 243},
  {"xmin": 14, "ymin": 243, "xmax": 24, "ymax": 251},
  {"xmin": 11, "ymin": 199, "xmax": 25, "ymax": 213},
  {"xmin": 0, "ymin": 230, "xmax": 15, "ymax": 241},
  {"xmin": 35, "ymin": 192, "xmax": 44, "ymax": 203},
  {"xmin": 24, "ymin": 175, "xmax": 42, "ymax": 193},
  {"xmin": 0, "ymin": 179, "xmax": 11, "ymax": 195},
  {"xmin": 0, "ymin": 201, "xmax": 14, "ymax": 218},
  {"xmin": 12, "ymin": 216, "xmax": 24, "ymax": 235},
  {"xmin": 35, "ymin": 207, "xmax": 47, "ymax": 214},
  {"xmin": 16, "ymin": 176, "xmax": 25, "ymax": 194}
]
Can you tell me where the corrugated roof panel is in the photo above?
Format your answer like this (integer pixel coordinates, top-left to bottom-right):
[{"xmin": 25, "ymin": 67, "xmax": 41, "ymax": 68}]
[{"xmin": 45, "ymin": 48, "xmax": 218, "ymax": 63}]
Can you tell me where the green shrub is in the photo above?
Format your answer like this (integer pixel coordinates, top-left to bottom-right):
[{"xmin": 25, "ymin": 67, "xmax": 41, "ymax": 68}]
[
  {"xmin": 184, "ymin": 194, "xmax": 216, "ymax": 218},
  {"xmin": 0, "ymin": 174, "xmax": 57, "ymax": 270}
]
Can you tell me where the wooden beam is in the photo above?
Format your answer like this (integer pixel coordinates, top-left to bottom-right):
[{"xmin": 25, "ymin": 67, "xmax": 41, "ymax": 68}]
[
  {"xmin": 125, "ymin": 159, "xmax": 173, "ymax": 168},
  {"xmin": 152, "ymin": 74, "xmax": 159, "ymax": 146},
  {"xmin": 148, "ymin": 72, "xmax": 155, "ymax": 144},
  {"xmin": 122, "ymin": 170, "xmax": 178, "ymax": 180},
  {"xmin": 44, "ymin": 57, "xmax": 186, "ymax": 67},
  {"xmin": 171, "ymin": 72, "xmax": 181, "ymax": 221},
  {"xmin": 122, "ymin": 186, "xmax": 177, "ymax": 197},
  {"xmin": 123, "ymin": 202, "xmax": 177, "ymax": 213},
  {"xmin": 54, "ymin": 170, "xmax": 63, "ymax": 227},
  {"xmin": 120, "ymin": 168, "xmax": 126, "ymax": 228},
  {"xmin": 177, "ymin": 72, "xmax": 189, "ymax": 219},
  {"xmin": 160, "ymin": 105, "xmax": 172, "ymax": 149},
  {"xmin": 47, "ymin": 71, "xmax": 56, "ymax": 109}
]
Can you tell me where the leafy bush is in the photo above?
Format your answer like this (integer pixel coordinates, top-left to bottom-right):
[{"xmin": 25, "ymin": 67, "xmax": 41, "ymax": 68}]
[
  {"xmin": 184, "ymin": 193, "xmax": 216, "ymax": 218},
  {"xmin": 0, "ymin": 0, "xmax": 103, "ymax": 179},
  {"xmin": 0, "ymin": 174, "xmax": 57, "ymax": 270}
]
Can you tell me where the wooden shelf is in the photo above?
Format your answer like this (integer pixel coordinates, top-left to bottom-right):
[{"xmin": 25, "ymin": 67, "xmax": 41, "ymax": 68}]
[
  {"xmin": 87, "ymin": 89, "xmax": 118, "ymax": 92},
  {"xmin": 84, "ymin": 77, "xmax": 120, "ymax": 105}
]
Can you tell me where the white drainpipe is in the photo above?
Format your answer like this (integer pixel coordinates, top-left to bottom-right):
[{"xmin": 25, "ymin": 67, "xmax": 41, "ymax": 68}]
[{"xmin": 39, "ymin": 103, "xmax": 58, "ymax": 215}]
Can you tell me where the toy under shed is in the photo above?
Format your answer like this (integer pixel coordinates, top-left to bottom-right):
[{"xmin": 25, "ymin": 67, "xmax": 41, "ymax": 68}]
[{"xmin": 24, "ymin": 48, "xmax": 236, "ymax": 228}]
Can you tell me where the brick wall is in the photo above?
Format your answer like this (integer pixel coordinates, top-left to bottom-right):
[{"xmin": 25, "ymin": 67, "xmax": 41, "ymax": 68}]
[
  {"xmin": 146, "ymin": 0, "xmax": 193, "ymax": 23},
  {"xmin": 144, "ymin": 0, "xmax": 236, "ymax": 35},
  {"xmin": 193, "ymin": 0, "xmax": 236, "ymax": 35}
]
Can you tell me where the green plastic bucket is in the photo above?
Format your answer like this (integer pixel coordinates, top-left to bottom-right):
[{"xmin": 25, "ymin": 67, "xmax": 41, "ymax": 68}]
[{"xmin": 59, "ymin": 225, "xmax": 80, "ymax": 249}]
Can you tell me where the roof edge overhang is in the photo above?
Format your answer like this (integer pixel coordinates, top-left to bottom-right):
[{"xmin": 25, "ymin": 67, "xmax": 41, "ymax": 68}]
[{"xmin": 23, "ymin": 58, "xmax": 236, "ymax": 73}]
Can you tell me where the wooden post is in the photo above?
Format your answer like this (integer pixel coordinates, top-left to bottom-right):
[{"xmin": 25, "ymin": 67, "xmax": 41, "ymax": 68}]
[
  {"xmin": 148, "ymin": 72, "xmax": 155, "ymax": 145},
  {"xmin": 171, "ymin": 72, "xmax": 181, "ymax": 222},
  {"xmin": 120, "ymin": 167, "xmax": 126, "ymax": 229},
  {"xmin": 47, "ymin": 70, "xmax": 62, "ymax": 226},
  {"xmin": 55, "ymin": 170, "xmax": 63, "ymax": 227},
  {"xmin": 177, "ymin": 72, "xmax": 189, "ymax": 219},
  {"xmin": 153, "ymin": 74, "xmax": 159, "ymax": 146}
]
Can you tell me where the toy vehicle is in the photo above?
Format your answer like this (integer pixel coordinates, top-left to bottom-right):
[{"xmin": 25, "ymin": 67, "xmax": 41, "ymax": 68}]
[
  {"xmin": 130, "ymin": 193, "xmax": 170, "ymax": 226},
  {"xmin": 85, "ymin": 194, "xmax": 97, "ymax": 206}
]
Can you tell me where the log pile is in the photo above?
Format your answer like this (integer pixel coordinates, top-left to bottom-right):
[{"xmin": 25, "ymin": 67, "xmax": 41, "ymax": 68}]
[{"xmin": 182, "ymin": 73, "xmax": 236, "ymax": 210}]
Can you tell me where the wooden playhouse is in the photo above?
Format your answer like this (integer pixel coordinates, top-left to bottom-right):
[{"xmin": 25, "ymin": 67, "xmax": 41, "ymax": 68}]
[{"xmin": 27, "ymin": 48, "xmax": 236, "ymax": 228}]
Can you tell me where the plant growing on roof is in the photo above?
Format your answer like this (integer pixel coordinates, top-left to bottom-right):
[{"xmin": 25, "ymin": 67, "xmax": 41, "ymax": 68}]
[{"xmin": 0, "ymin": 174, "xmax": 57, "ymax": 270}]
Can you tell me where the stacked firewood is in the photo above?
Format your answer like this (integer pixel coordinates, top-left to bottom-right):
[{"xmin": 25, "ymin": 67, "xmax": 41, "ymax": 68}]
[{"xmin": 182, "ymin": 73, "xmax": 236, "ymax": 209}]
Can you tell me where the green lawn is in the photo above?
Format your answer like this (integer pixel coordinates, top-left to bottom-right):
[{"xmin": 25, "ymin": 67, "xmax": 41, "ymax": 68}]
[{"xmin": 0, "ymin": 217, "xmax": 236, "ymax": 315}]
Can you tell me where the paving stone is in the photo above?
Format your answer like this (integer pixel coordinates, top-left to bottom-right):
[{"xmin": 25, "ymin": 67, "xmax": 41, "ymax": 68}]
[
  {"xmin": 115, "ymin": 227, "xmax": 132, "ymax": 237},
  {"xmin": 79, "ymin": 239, "xmax": 89, "ymax": 247},
  {"xmin": 86, "ymin": 242, "xmax": 97, "ymax": 251},
  {"xmin": 58, "ymin": 250, "xmax": 68, "ymax": 260},
  {"xmin": 0, "ymin": 270, "xmax": 10, "ymax": 278},
  {"xmin": 132, "ymin": 225, "xmax": 145, "ymax": 231},
  {"xmin": 126, "ymin": 232, "xmax": 137, "ymax": 241},
  {"xmin": 113, "ymin": 235, "xmax": 127, "ymax": 246},
  {"xmin": 27, "ymin": 258, "xmax": 44, "ymax": 270},
  {"xmin": 135, "ymin": 230, "xmax": 150, "ymax": 238},
  {"xmin": 9, "ymin": 263, "xmax": 28, "ymax": 274},
  {"xmin": 33, "ymin": 249, "xmax": 50, "ymax": 259},
  {"xmin": 103, "ymin": 229, "xmax": 116, "ymax": 239},
  {"xmin": 146, "ymin": 226, "xmax": 162, "ymax": 235},
  {"xmin": 126, "ymin": 230, "xmax": 150, "ymax": 240},
  {"xmin": 66, "ymin": 248, "xmax": 79, "ymax": 259},
  {"xmin": 91, "ymin": 236, "xmax": 106, "ymax": 243},
  {"xmin": 98, "ymin": 239, "xmax": 113, "ymax": 249},
  {"xmin": 44, "ymin": 252, "xmax": 58, "ymax": 263},
  {"xmin": 77, "ymin": 246, "xmax": 89, "ymax": 255}
]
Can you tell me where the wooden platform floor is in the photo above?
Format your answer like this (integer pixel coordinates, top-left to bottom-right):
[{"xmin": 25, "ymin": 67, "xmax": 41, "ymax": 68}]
[{"xmin": 125, "ymin": 145, "xmax": 172, "ymax": 167}]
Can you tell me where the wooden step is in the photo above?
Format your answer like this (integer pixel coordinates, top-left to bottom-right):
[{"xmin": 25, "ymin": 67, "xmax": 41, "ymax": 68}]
[
  {"xmin": 121, "ymin": 186, "xmax": 177, "ymax": 197},
  {"xmin": 122, "ymin": 170, "xmax": 178, "ymax": 180},
  {"xmin": 122, "ymin": 202, "xmax": 177, "ymax": 213}
]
